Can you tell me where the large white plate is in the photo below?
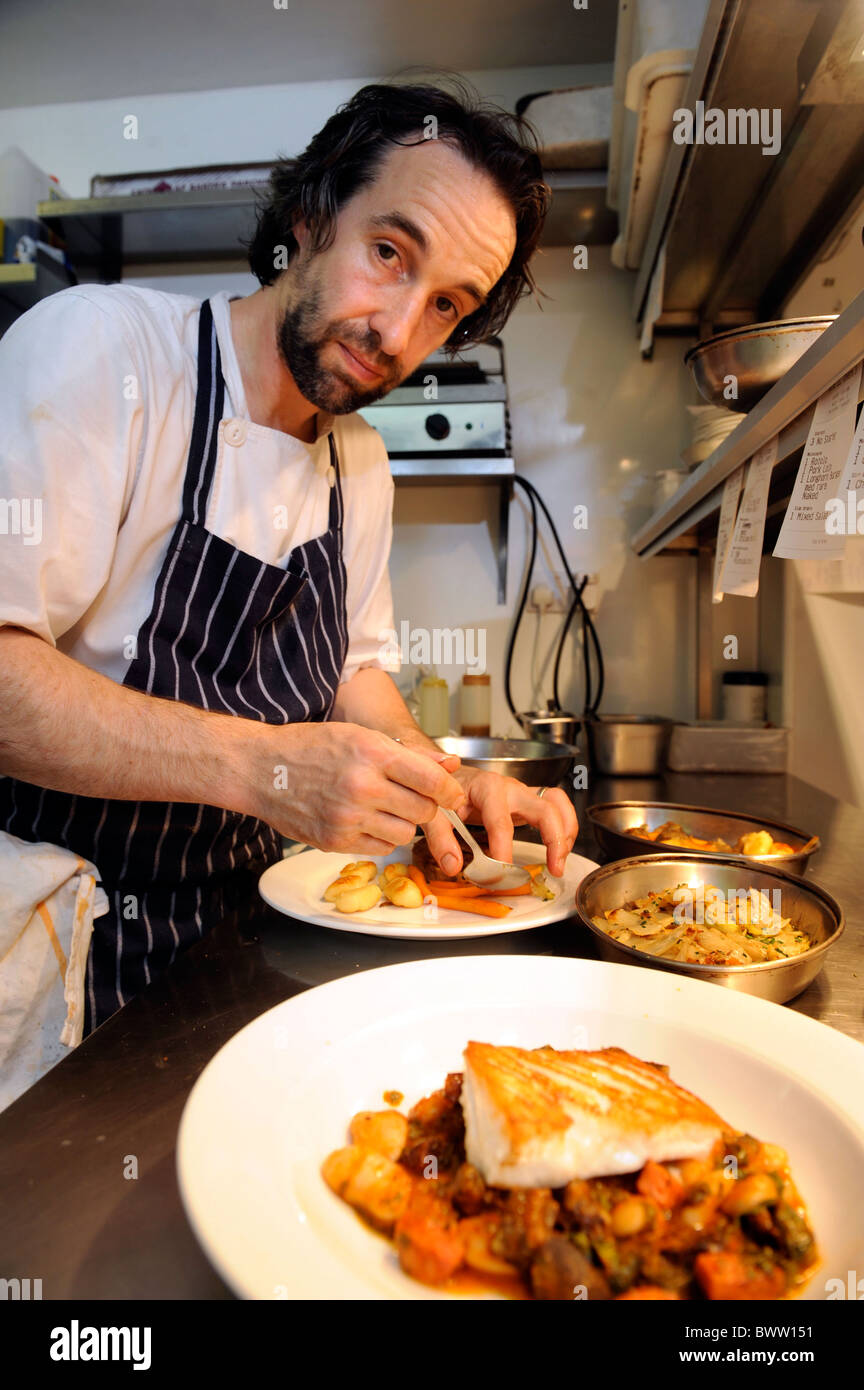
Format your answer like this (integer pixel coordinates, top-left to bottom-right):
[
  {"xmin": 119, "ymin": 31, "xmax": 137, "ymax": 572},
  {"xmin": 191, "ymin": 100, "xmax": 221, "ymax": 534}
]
[
  {"xmin": 257, "ymin": 840, "xmax": 598, "ymax": 939},
  {"xmin": 176, "ymin": 955, "xmax": 864, "ymax": 1301}
]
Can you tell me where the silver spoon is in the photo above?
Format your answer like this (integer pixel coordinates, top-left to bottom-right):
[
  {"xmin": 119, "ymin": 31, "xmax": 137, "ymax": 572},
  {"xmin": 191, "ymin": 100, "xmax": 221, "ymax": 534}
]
[
  {"xmin": 389, "ymin": 736, "xmax": 532, "ymax": 890},
  {"xmin": 439, "ymin": 807, "xmax": 532, "ymax": 891}
]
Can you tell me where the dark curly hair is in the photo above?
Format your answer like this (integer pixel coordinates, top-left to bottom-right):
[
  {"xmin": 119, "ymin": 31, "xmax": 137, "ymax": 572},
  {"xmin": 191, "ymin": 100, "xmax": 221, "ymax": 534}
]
[{"xmin": 246, "ymin": 74, "xmax": 550, "ymax": 354}]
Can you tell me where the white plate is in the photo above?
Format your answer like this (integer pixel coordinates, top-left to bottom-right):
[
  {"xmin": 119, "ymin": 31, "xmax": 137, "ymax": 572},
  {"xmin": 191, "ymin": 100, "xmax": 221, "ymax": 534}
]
[
  {"xmin": 257, "ymin": 840, "xmax": 598, "ymax": 939},
  {"xmin": 177, "ymin": 955, "xmax": 864, "ymax": 1301}
]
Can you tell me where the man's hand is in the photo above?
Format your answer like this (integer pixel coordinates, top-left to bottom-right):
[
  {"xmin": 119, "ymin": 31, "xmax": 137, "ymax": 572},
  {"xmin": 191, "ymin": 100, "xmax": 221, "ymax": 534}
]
[
  {"xmin": 246, "ymin": 720, "xmax": 464, "ymax": 856},
  {"xmin": 420, "ymin": 766, "xmax": 579, "ymax": 879}
]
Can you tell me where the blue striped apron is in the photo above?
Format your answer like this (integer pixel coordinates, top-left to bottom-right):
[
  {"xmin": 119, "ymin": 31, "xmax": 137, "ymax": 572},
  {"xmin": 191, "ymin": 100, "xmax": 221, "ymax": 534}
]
[{"xmin": 0, "ymin": 299, "xmax": 349, "ymax": 1033}]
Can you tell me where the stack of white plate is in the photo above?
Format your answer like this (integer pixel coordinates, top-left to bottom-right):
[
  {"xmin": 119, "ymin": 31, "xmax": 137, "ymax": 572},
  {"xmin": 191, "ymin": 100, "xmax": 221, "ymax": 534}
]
[{"xmin": 682, "ymin": 403, "xmax": 745, "ymax": 468}]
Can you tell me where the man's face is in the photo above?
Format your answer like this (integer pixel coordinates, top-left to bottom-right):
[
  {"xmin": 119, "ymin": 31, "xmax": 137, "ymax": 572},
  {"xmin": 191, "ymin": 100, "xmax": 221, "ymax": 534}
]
[{"xmin": 275, "ymin": 137, "xmax": 517, "ymax": 413}]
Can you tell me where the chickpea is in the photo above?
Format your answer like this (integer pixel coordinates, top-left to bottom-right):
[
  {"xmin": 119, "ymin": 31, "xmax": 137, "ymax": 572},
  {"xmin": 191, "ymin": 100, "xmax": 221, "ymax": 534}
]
[
  {"xmin": 722, "ymin": 1172, "xmax": 778, "ymax": 1216},
  {"xmin": 611, "ymin": 1197, "xmax": 648, "ymax": 1237}
]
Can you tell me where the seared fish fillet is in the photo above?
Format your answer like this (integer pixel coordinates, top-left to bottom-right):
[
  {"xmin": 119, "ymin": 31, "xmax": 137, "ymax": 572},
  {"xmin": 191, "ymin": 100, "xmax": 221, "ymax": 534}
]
[{"xmin": 461, "ymin": 1042, "xmax": 726, "ymax": 1186}]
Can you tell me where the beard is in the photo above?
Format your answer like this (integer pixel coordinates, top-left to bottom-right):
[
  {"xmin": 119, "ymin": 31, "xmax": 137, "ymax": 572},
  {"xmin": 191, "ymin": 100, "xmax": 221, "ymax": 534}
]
[{"xmin": 276, "ymin": 270, "xmax": 400, "ymax": 414}]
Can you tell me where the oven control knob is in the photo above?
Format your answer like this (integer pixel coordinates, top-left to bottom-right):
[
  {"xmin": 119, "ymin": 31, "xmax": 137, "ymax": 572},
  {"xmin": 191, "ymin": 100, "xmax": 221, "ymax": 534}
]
[{"xmin": 425, "ymin": 412, "xmax": 450, "ymax": 441}]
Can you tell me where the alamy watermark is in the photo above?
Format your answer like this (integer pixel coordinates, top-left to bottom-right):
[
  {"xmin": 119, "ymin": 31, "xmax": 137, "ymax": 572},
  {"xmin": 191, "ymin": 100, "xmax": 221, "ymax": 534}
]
[
  {"xmin": 378, "ymin": 622, "xmax": 486, "ymax": 673},
  {"xmin": 825, "ymin": 490, "xmax": 864, "ymax": 534},
  {"xmin": 672, "ymin": 101, "xmax": 781, "ymax": 157},
  {"xmin": 0, "ymin": 497, "xmax": 42, "ymax": 545},
  {"xmin": 672, "ymin": 883, "xmax": 783, "ymax": 928}
]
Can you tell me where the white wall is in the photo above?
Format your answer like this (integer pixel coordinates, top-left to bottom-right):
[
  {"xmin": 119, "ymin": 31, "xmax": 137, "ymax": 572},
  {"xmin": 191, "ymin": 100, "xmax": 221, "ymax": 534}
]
[
  {"xmin": 0, "ymin": 65, "xmax": 609, "ymax": 197},
  {"xmin": 390, "ymin": 245, "xmax": 698, "ymax": 734},
  {"xmin": 782, "ymin": 550, "xmax": 864, "ymax": 808}
]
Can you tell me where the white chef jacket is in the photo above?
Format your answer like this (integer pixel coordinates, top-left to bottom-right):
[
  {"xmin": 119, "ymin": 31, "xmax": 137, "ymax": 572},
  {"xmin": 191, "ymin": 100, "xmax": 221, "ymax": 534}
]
[{"xmin": 0, "ymin": 284, "xmax": 401, "ymax": 688}]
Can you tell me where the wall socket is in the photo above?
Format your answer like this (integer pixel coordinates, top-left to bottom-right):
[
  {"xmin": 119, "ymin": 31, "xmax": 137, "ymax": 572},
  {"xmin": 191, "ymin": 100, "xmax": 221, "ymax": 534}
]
[{"xmin": 527, "ymin": 571, "xmax": 595, "ymax": 613}]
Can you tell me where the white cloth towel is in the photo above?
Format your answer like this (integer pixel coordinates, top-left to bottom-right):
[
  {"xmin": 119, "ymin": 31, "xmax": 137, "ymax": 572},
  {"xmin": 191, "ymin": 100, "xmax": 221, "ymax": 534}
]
[{"xmin": 0, "ymin": 829, "xmax": 108, "ymax": 1112}]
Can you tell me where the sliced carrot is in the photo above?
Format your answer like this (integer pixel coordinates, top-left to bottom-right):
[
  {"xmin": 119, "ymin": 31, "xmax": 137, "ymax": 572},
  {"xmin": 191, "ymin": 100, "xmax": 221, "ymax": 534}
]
[
  {"xmin": 429, "ymin": 893, "xmax": 511, "ymax": 918},
  {"xmin": 523, "ymin": 864, "xmax": 546, "ymax": 876},
  {"xmin": 486, "ymin": 882, "xmax": 532, "ymax": 896}
]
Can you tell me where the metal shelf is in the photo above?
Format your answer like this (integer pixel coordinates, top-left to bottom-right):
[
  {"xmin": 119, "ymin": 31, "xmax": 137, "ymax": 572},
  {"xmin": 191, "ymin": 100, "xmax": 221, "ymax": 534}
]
[
  {"xmin": 389, "ymin": 455, "xmax": 514, "ymax": 480},
  {"xmin": 38, "ymin": 186, "xmax": 267, "ymax": 278},
  {"xmin": 0, "ymin": 256, "xmax": 77, "ymax": 313},
  {"xmin": 633, "ymin": 0, "xmax": 864, "ymax": 333},
  {"xmin": 38, "ymin": 167, "xmax": 615, "ymax": 280},
  {"xmin": 632, "ymin": 287, "xmax": 864, "ymax": 557}
]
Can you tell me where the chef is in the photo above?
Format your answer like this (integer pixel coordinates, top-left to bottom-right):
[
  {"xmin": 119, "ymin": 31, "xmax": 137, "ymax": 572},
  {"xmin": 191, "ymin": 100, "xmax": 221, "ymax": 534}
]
[{"xmin": 0, "ymin": 80, "xmax": 577, "ymax": 1033}]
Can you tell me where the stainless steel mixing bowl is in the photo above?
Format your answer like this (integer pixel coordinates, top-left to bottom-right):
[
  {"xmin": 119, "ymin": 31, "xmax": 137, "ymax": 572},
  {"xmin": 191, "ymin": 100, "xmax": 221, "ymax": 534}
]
[
  {"xmin": 586, "ymin": 800, "xmax": 820, "ymax": 877},
  {"xmin": 685, "ymin": 317, "xmax": 836, "ymax": 412},
  {"xmin": 435, "ymin": 736, "xmax": 580, "ymax": 787},
  {"xmin": 574, "ymin": 853, "xmax": 843, "ymax": 1003}
]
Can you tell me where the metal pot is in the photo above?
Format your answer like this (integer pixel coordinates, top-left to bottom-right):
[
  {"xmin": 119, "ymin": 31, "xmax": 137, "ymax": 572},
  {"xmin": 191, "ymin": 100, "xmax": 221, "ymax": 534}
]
[
  {"xmin": 584, "ymin": 715, "xmax": 673, "ymax": 776},
  {"xmin": 517, "ymin": 710, "xmax": 581, "ymax": 746}
]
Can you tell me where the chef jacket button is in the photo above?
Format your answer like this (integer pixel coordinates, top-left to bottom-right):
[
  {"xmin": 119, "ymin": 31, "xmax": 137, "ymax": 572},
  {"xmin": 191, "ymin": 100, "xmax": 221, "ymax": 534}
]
[
  {"xmin": 326, "ymin": 464, "xmax": 336, "ymax": 487},
  {"xmin": 224, "ymin": 419, "xmax": 247, "ymax": 446}
]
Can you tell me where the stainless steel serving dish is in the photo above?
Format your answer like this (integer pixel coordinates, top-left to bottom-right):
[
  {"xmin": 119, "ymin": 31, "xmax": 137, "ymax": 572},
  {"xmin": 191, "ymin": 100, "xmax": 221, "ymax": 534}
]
[
  {"xmin": 587, "ymin": 800, "xmax": 820, "ymax": 877},
  {"xmin": 583, "ymin": 715, "xmax": 673, "ymax": 776},
  {"xmin": 575, "ymin": 853, "xmax": 843, "ymax": 1004},
  {"xmin": 435, "ymin": 735, "xmax": 580, "ymax": 787},
  {"xmin": 685, "ymin": 317, "xmax": 836, "ymax": 412}
]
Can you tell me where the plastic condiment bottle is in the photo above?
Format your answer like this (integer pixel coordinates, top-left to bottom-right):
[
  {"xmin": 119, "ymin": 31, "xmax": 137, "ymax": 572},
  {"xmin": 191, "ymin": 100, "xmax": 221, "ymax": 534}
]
[
  {"xmin": 418, "ymin": 676, "xmax": 450, "ymax": 737},
  {"xmin": 460, "ymin": 674, "xmax": 491, "ymax": 736}
]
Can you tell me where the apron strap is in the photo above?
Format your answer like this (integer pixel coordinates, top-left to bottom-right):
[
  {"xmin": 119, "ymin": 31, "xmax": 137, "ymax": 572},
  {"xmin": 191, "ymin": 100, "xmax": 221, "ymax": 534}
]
[
  {"xmin": 327, "ymin": 431, "xmax": 343, "ymax": 529},
  {"xmin": 181, "ymin": 299, "xmax": 224, "ymax": 528},
  {"xmin": 182, "ymin": 298, "xmax": 344, "ymax": 532}
]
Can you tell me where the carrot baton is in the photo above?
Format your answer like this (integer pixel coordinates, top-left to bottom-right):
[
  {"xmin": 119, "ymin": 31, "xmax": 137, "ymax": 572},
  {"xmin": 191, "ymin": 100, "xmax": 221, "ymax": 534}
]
[
  {"xmin": 405, "ymin": 865, "xmax": 429, "ymax": 895},
  {"xmin": 425, "ymin": 881, "xmax": 487, "ymax": 896},
  {"xmin": 428, "ymin": 893, "xmax": 511, "ymax": 919}
]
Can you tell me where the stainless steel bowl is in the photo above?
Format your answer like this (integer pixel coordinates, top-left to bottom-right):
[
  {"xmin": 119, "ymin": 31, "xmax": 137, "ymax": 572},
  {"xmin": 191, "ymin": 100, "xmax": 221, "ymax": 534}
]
[
  {"xmin": 587, "ymin": 800, "xmax": 820, "ymax": 877},
  {"xmin": 685, "ymin": 317, "xmax": 836, "ymax": 412},
  {"xmin": 436, "ymin": 735, "xmax": 580, "ymax": 787},
  {"xmin": 584, "ymin": 716, "xmax": 673, "ymax": 776},
  {"xmin": 575, "ymin": 853, "xmax": 844, "ymax": 1003}
]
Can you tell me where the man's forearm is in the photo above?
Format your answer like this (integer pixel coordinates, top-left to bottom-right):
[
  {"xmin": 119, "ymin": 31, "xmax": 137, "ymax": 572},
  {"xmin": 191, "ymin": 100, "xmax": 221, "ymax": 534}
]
[
  {"xmin": 0, "ymin": 626, "xmax": 263, "ymax": 812},
  {"xmin": 330, "ymin": 668, "xmax": 440, "ymax": 754}
]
